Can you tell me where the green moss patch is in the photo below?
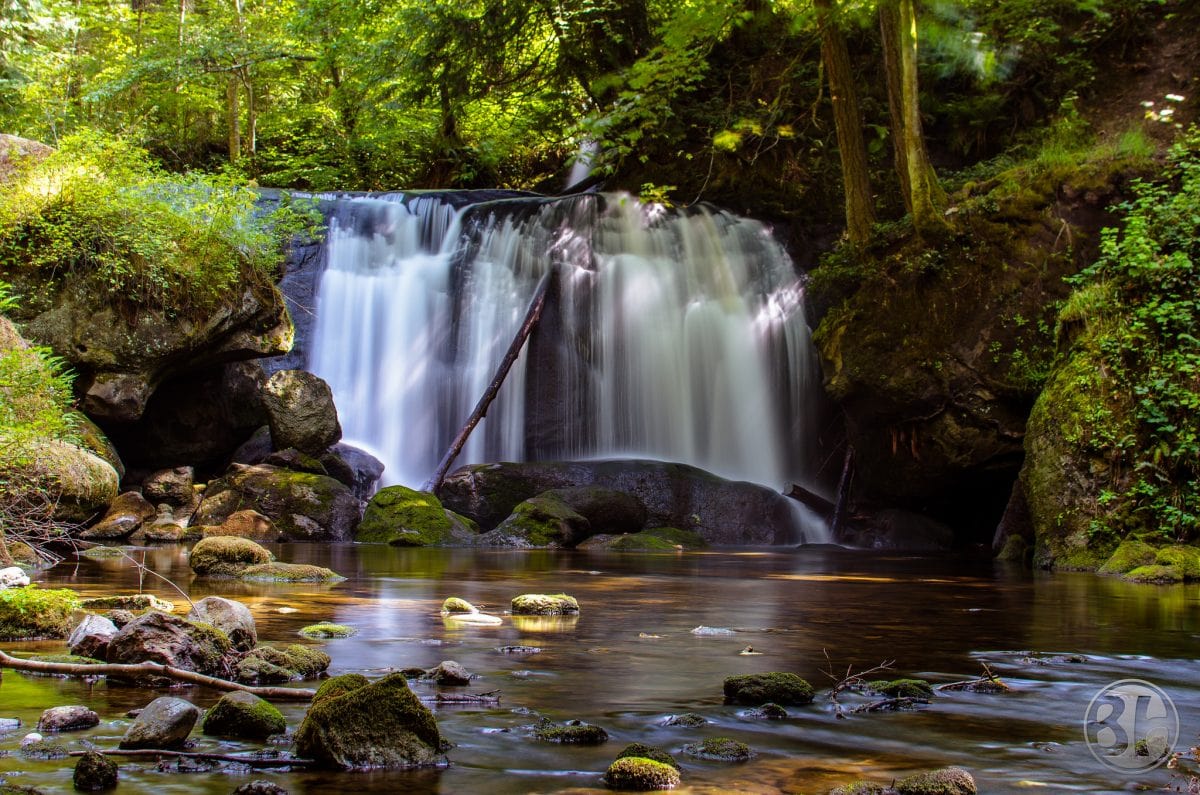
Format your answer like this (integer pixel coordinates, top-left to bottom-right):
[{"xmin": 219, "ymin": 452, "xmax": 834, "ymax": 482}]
[
  {"xmin": 682, "ymin": 737, "xmax": 755, "ymax": 761},
  {"xmin": 723, "ymin": 672, "xmax": 814, "ymax": 706},
  {"xmin": 533, "ymin": 720, "xmax": 608, "ymax": 745},
  {"xmin": 0, "ymin": 586, "xmax": 79, "ymax": 640},
  {"xmin": 511, "ymin": 593, "xmax": 579, "ymax": 615},
  {"xmin": 869, "ymin": 679, "xmax": 934, "ymax": 699},
  {"xmin": 603, "ymin": 757, "xmax": 681, "ymax": 790},
  {"xmin": 896, "ymin": 766, "xmax": 977, "ymax": 795},
  {"xmin": 202, "ymin": 690, "xmax": 286, "ymax": 740},
  {"xmin": 441, "ymin": 597, "xmax": 477, "ymax": 614},
  {"xmin": 356, "ymin": 486, "xmax": 454, "ymax": 546},
  {"xmin": 189, "ymin": 536, "xmax": 273, "ymax": 577},
  {"xmin": 240, "ymin": 562, "xmax": 343, "ymax": 582},
  {"xmin": 235, "ymin": 644, "xmax": 331, "ymax": 684},
  {"xmin": 1097, "ymin": 539, "xmax": 1157, "ymax": 575},
  {"xmin": 299, "ymin": 623, "xmax": 357, "ymax": 639},
  {"xmin": 615, "ymin": 742, "xmax": 679, "ymax": 770},
  {"xmin": 80, "ymin": 594, "xmax": 174, "ymax": 612}
]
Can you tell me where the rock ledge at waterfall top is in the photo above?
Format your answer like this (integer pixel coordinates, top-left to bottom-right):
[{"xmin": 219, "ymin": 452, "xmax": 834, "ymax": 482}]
[{"xmin": 436, "ymin": 460, "xmax": 800, "ymax": 545}]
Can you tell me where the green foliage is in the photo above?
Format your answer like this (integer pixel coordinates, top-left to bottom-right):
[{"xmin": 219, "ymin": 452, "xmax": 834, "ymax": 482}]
[
  {"xmin": 0, "ymin": 333, "xmax": 76, "ymax": 456},
  {"xmin": 0, "ymin": 585, "xmax": 80, "ymax": 640},
  {"xmin": 0, "ymin": 133, "xmax": 318, "ymax": 315},
  {"xmin": 1062, "ymin": 128, "xmax": 1200, "ymax": 542}
]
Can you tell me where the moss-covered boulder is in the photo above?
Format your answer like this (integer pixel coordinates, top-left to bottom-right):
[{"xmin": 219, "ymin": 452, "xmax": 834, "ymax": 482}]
[
  {"xmin": 106, "ymin": 611, "xmax": 231, "ymax": 679},
  {"xmin": 533, "ymin": 719, "xmax": 608, "ymax": 744},
  {"xmin": 1, "ymin": 440, "xmax": 119, "ymax": 524},
  {"xmin": 293, "ymin": 672, "xmax": 446, "ymax": 769},
  {"xmin": 312, "ymin": 673, "xmax": 370, "ymax": 704},
  {"xmin": 0, "ymin": 586, "xmax": 79, "ymax": 640},
  {"xmin": 1123, "ymin": 564, "xmax": 1184, "ymax": 584},
  {"xmin": 581, "ymin": 526, "xmax": 706, "ymax": 551},
  {"xmin": 829, "ymin": 782, "xmax": 889, "ymax": 795},
  {"xmin": 194, "ymin": 463, "xmax": 362, "ymax": 542},
  {"xmin": 511, "ymin": 593, "xmax": 579, "ymax": 615},
  {"xmin": 234, "ymin": 644, "xmax": 330, "ymax": 684},
  {"xmin": 1097, "ymin": 539, "xmax": 1157, "ymax": 576},
  {"xmin": 79, "ymin": 594, "xmax": 174, "ymax": 612},
  {"xmin": 240, "ymin": 562, "xmax": 343, "ymax": 582},
  {"xmin": 603, "ymin": 757, "xmax": 681, "ymax": 790},
  {"xmin": 614, "ymin": 742, "xmax": 679, "ymax": 769},
  {"xmin": 723, "ymin": 672, "xmax": 814, "ymax": 706},
  {"xmin": 356, "ymin": 486, "xmax": 475, "ymax": 546},
  {"xmin": 201, "ymin": 509, "xmax": 282, "ymax": 543},
  {"xmin": 186, "ymin": 596, "xmax": 257, "ymax": 652},
  {"xmin": 1151, "ymin": 545, "xmax": 1200, "ymax": 579},
  {"xmin": 896, "ymin": 767, "xmax": 977, "ymax": 795},
  {"xmin": 201, "ymin": 691, "xmax": 286, "ymax": 740},
  {"xmin": 477, "ymin": 494, "xmax": 588, "ymax": 548},
  {"xmin": 299, "ymin": 623, "xmax": 356, "ymax": 639},
  {"xmin": 869, "ymin": 679, "xmax": 934, "ymax": 699},
  {"xmin": 441, "ymin": 597, "xmax": 476, "ymax": 614},
  {"xmin": 261, "ymin": 369, "xmax": 341, "ymax": 456},
  {"xmin": 189, "ymin": 536, "xmax": 273, "ymax": 577},
  {"xmin": 682, "ymin": 737, "xmax": 755, "ymax": 761},
  {"xmin": 73, "ymin": 749, "xmax": 118, "ymax": 791}
]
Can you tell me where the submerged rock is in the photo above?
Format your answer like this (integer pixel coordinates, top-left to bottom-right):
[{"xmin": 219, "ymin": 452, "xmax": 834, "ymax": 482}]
[
  {"xmin": 119, "ymin": 697, "xmax": 199, "ymax": 750},
  {"xmin": 293, "ymin": 672, "xmax": 446, "ymax": 770},
  {"xmin": 231, "ymin": 782, "xmax": 289, "ymax": 795},
  {"xmin": 723, "ymin": 672, "xmax": 814, "ymax": 706},
  {"xmin": 511, "ymin": 593, "xmax": 579, "ymax": 615},
  {"xmin": 614, "ymin": 742, "xmax": 679, "ymax": 769},
  {"xmin": 532, "ymin": 719, "xmax": 608, "ymax": 745},
  {"xmin": 79, "ymin": 594, "xmax": 174, "ymax": 612},
  {"xmin": 188, "ymin": 536, "xmax": 274, "ymax": 577},
  {"xmin": 869, "ymin": 679, "xmax": 934, "ymax": 699},
  {"xmin": 603, "ymin": 757, "xmax": 681, "ymax": 791},
  {"xmin": 187, "ymin": 596, "xmax": 257, "ymax": 652},
  {"xmin": 896, "ymin": 767, "xmax": 977, "ymax": 795},
  {"xmin": 682, "ymin": 737, "xmax": 755, "ymax": 761},
  {"xmin": 298, "ymin": 623, "xmax": 356, "ymax": 639},
  {"xmin": 201, "ymin": 691, "xmax": 286, "ymax": 740},
  {"xmin": 73, "ymin": 750, "xmax": 118, "ymax": 791},
  {"xmin": 37, "ymin": 706, "xmax": 99, "ymax": 733},
  {"xmin": 661, "ymin": 713, "xmax": 708, "ymax": 728}
]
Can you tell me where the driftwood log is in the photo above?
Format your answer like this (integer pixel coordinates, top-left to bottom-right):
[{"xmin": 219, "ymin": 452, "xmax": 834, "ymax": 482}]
[{"xmin": 68, "ymin": 749, "xmax": 317, "ymax": 768}]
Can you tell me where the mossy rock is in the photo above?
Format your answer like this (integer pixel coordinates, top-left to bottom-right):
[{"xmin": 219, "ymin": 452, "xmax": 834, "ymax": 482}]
[
  {"xmin": 202, "ymin": 691, "xmax": 286, "ymax": 740},
  {"xmin": 661, "ymin": 713, "xmax": 707, "ymax": 728},
  {"xmin": 511, "ymin": 593, "xmax": 579, "ymax": 615},
  {"xmin": 615, "ymin": 742, "xmax": 679, "ymax": 770},
  {"xmin": 79, "ymin": 546, "xmax": 125, "ymax": 560},
  {"xmin": 299, "ymin": 623, "xmax": 357, "ymax": 639},
  {"xmin": 24, "ymin": 653, "xmax": 103, "ymax": 666},
  {"xmin": 240, "ymin": 562, "xmax": 343, "ymax": 582},
  {"xmin": 356, "ymin": 486, "xmax": 470, "ymax": 546},
  {"xmin": 603, "ymin": 757, "xmax": 681, "ymax": 791},
  {"xmin": 194, "ymin": 463, "xmax": 361, "ymax": 542},
  {"xmin": 1123, "ymin": 564, "xmax": 1184, "ymax": 584},
  {"xmin": 682, "ymin": 737, "xmax": 755, "ymax": 761},
  {"xmin": 293, "ymin": 672, "xmax": 446, "ymax": 769},
  {"xmin": 80, "ymin": 594, "xmax": 174, "ymax": 612},
  {"xmin": 829, "ymin": 782, "xmax": 889, "ymax": 795},
  {"xmin": 234, "ymin": 644, "xmax": 331, "ymax": 684},
  {"xmin": 895, "ymin": 766, "xmax": 977, "ymax": 795},
  {"xmin": 480, "ymin": 495, "xmax": 590, "ymax": 548},
  {"xmin": 602, "ymin": 533, "xmax": 679, "ymax": 552},
  {"xmin": 0, "ymin": 586, "xmax": 80, "ymax": 640},
  {"xmin": 533, "ymin": 720, "xmax": 608, "ymax": 745},
  {"xmin": 313, "ymin": 673, "xmax": 371, "ymax": 704},
  {"xmin": 869, "ymin": 679, "xmax": 934, "ymax": 699},
  {"xmin": 643, "ymin": 527, "xmax": 705, "ymax": 548},
  {"xmin": 72, "ymin": 749, "xmax": 118, "ymax": 791},
  {"xmin": 1153, "ymin": 545, "xmax": 1200, "ymax": 579},
  {"xmin": 441, "ymin": 597, "xmax": 477, "ymax": 614},
  {"xmin": 6, "ymin": 542, "xmax": 39, "ymax": 567},
  {"xmin": 723, "ymin": 672, "xmax": 814, "ymax": 706},
  {"xmin": 995, "ymin": 534, "xmax": 1029, "ymax": 563},
  {"xmin": 189, "ymin": 536, "xmax": 273, "ymax": 577},
  {"xmin": 1097, "ymin": 539, "xmax": 1158, "ymax": 576}
]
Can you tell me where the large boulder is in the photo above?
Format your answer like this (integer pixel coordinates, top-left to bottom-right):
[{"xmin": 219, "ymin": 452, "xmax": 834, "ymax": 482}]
[
  {"xmin": 438, "ymin": 460, "xmax": 799, "ymax": 545},
  {"xmin": 261, "ymin": 370, "xmax": 341, "ymax": 456},
  {"xmin": 1, "ymin": 440, "xmax": 119, "ymax": 524},
  {"xmin": 15, "ymin": 271, "xmax": 292, "ymax": 424},
  {"xmin": 37, "ymin": 706, "xmax": 99, "ymax": 733},
  {"xmin": 194, "ymin": 463, "xmax": 361, "ymax": 541},
  {"xmin": 188, "ymin": 536, "xmax": 273, "ymax": 577},
  {"xmin": 67, "ymin": 613, "xmax": 118, "ymax": 660},
  {"xmin": 80, "ymin": 491, "xmax": 155, "ymax": 541},
  {"xmin": 142, "ymin": 467, "xmax": 197, "ymax": 509},
  {"xmin": 186, "ymin": 596, "xmax": 256, "ymax": 652},
  {"xmin": 234, "ymin": 644, "xmax": 330, "ymax": 684},
  {"xmin": 294, "ymin": 672, "xmax": 446, "ymax": 770},
  {"xmin": 479, "ymin": 495, "xmax": 589, "ymax": 548},
  {"xmin": 322, "ymin": 443, "xmax": 385, "ymax": 501},
  {"xmin": 201, "ymin": 509, "xmax": 282, "ymax": 543},
  {"xmin": 119, "ymin": 697, "xmax": 199, "ymax": 750},
  {"xmin": 201, "ymin": 691, "xmax": 286, "ymax": 740},
  {"xmin": 106, "ymin": 612, "xmax": 232, "ymax": 678},
  {"xmin": 356, "ymin": 486, "xmax": 475, "ymax": 546}
]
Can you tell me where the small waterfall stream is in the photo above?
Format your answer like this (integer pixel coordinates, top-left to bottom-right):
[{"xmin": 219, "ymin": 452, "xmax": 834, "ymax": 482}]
[{"xmin": 307, "ymin": 192, "xmax": 822, "ymax": 520}]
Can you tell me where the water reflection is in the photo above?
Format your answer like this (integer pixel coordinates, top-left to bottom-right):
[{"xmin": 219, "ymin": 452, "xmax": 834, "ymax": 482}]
[{"xmin": 1, "ymin": 545, "xmax": 1198, "ymax": 794}]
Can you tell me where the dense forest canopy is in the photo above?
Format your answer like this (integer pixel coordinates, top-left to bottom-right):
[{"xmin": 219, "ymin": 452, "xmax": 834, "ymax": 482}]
[{"xmin": 0, "ymin": 0, "xmax": 1173, "ymax": 219}]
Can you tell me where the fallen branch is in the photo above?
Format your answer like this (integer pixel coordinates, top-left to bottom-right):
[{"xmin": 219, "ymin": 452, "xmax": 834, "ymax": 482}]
[
  {"xmin": 0, "ymin": 650, "xmax": 315, "ymax": 701},
  {"xmin": 850, "ymin": 696, "xmax": 928, "ymax": 713},
  {"xmin": 68, "ymin": 749, "xmax": 317, "ymax": 768},
  {"xmin": 821, "ymin": 650, "xmax": 895, "ymax": 719},
  {"xmin": 433, "ymin": 690, "xmax": 501, "ymax": 705},
  {"xmin": 937, "ymin": 661, "xmax": 1009, "ymax": 693}
]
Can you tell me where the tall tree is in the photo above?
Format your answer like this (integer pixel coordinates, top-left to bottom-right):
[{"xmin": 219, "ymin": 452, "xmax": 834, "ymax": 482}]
[{"xmin": 814, "ymin": 0, "xmax": 873, "ymax": 245}]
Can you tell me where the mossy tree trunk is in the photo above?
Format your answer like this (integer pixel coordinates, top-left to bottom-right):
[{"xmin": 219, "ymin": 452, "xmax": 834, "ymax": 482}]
[
  {"xmin": 815, "ymin": 0, "xmax": 875, "ymax": 245},
  {"xmin": 879, "ymin": 0, "xmax": 948, "ymax": 237}
]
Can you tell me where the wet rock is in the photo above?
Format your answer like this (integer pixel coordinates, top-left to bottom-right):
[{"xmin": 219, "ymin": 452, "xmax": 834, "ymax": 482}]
[
  {"xmin": 79, "ymin": 594, "xmax": 174, "ymax": 612},
  {"xmin": 614, "ymin": 742, "xmax": 679, "ymax": 769},
  {"xmin": 829, "ymin": 782, "xmax": 891, "ymax": 795},
  {"xmin": 496, "ymin": 645, "xmax": 541, "ymax": 655},
  {"xmin": 20, "ymin": 734, "xmax": 69, "ymax": 759},
  {"xmin": 201, "ymin": 510, "xmax": 282, "ymax": 543},
  {"xmin": 189, "ymin": 536, "xmax": 274, "ymax": 577},
  {"xmin": 868, "ymin": 679, "xmax": 933, "ymax": 699},
  {"xmin": 264, "ymin": 448, "xmax": 327, "ymax": 475},
  {"xmin": 67, "ymin": 614, "xmax": 118, "ymax": 660},
  {"xmin": 37, "ymin": 706, "xmax": 99, "ymax": 733},
  {"xmin": 261, "ymin": 370, "xmax": 341, "ymax": 455},
  {"xmin": 744, "ymin": 702, "xmax": 789, "ymax": 719},
  {"xmin": 580, "ymin": 527, "xmax": 706, "ymax": 551},
  {"xmin": 322, "ymin": 443, "xmax": 385, "ymax": 502},
  {"xmin": 533, "ymin": 719, "xmax": 608, "ymax": 744},
  {"xmin": 298, "ymin": 623, "xmax": 356, "ymax": 639},
  {"xmin": 0, "ymin": 567, "xmax": 30, "ymax": 589},
  {"xmin": 356, "ymin": 486, "xmax": 475, "ymax": 546},
  {"xmin": 0, "ymin": 587, "xmax": 79, "ymax": 640},
  {"xmin": 143, "ymin": 467, "xmax": 196, "ymax": 509},
  {"xmin": 661, "ymin": 713, "xmax": 708, "ymax": 728},
  {"xmin": 479, "ymin": 495, "xmax": 590, "ymax": 548},
  {"xmin": 0, "ymin": 718, "xmax": 21, "ymax": 733},
  {"xmin": 106, "ymin": 612, "xmax": 231, "ymax": 679},
  {"xmin": 3, "ymin": 441, "xmax": 119, "ymax": 523},
  {"xmin": 441, "ymin": 597, "xmax": 477, "ymax": 614},
  {"xmin": 603, "ymin": 757, "xmax": 681, "ymax": 791},
  {"xmin": 234, "ymin": 645, "xmax": 330, "ymax": 684},
  {"xmin": 240, "ymin": 563, "xmax": 343, "ymax": 582},
  {"xmin": 691, "ymin": 626, "xmax": 735, "ymax": 636},
  {"xmin": 682, "ymin": 737, "xmax": 755, "ymax": 761},
  {"xmin": 72, "ymin": 750, "xmax": 118, "ymax": 791},
  {"xmin": 896, "ymin": 767, "xmax": 976, "ymax": 795},
  {"xmin": 119, "ymin": 696, "xmax": 200, "ymax": 750},
  {"xmin": 511, "ymin": 593, "xmax": 579, "ymax": 615},
  {"xmin": 106, "ymin": 610, "xmax": 135, "ymax": 628},
  {"xmin": 187, "ymin": 596, "xmax": 257, "ymax": 652},
  {"xmin": 293, "ymin": 672, "xmax": 446, "ymax": 770},
  {"xmin": 133, "ymin": 520, "xmax": 189, "ymax": 544},
  {"xmin": 438, "ymin": 460, "xmax": 799, "ymax": 544},
  {"xmin": 201, "ymin": 691, "xmax": 286, "ymax": 740},
  {"xmin": 231, "ymin": 782, "xmax": 289, "ymax": 795},
  {"xmin": 229, "ymin": 425, "xmax": 274, "ymax": 466},
  {"xmin": 723, "ymin": 672, "xmax": 814, "ymax": 706},
  {"xmin": 194, "ymin": 463, "xmax": 361, "ymax": 542},
  {"xmin": 426, "ymin": 661, "xmax": 473, "ymax": 686},
  {"xmin": 79, "ymin": 492, "xmax": 155, "ymax": 541}
]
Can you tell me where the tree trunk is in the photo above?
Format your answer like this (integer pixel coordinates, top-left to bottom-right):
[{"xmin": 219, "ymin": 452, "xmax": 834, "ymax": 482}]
[
  {"xmin": 226, "ymin": 77, "xmax": 241, "ymax": 161},
  {"xmin": 878, "ymin": 1, "xmax": 911, "ymax": 210},
  {"xmin": 815, "ymin": 0, "xmax": 874, "ymax": 245}
]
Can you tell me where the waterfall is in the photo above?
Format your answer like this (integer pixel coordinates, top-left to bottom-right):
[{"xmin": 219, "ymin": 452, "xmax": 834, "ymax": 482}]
[{"xmin": 307, "ymin": 192, "xmax": 823, "ymax": 524}]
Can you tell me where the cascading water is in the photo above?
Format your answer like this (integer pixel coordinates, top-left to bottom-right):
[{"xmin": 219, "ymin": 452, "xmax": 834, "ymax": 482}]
[{"xmin": 307, "ymin": 191, "xmax": 825, "ymax": 539}]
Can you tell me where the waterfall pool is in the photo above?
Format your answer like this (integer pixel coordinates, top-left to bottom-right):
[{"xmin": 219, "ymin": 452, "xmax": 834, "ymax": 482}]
[{"xmin": 1, "ymin": 544, "xmax": 1197, "ymax": 793}]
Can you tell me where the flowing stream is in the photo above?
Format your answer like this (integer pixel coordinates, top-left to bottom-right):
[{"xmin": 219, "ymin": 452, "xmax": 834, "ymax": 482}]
[
  {"xmin": 306, "ymin": 193, "xmax": 819, "ymax": 495},
  {"xmin": 2, "ymin": 546, "xmax": 1199, "ymax": 793}
]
